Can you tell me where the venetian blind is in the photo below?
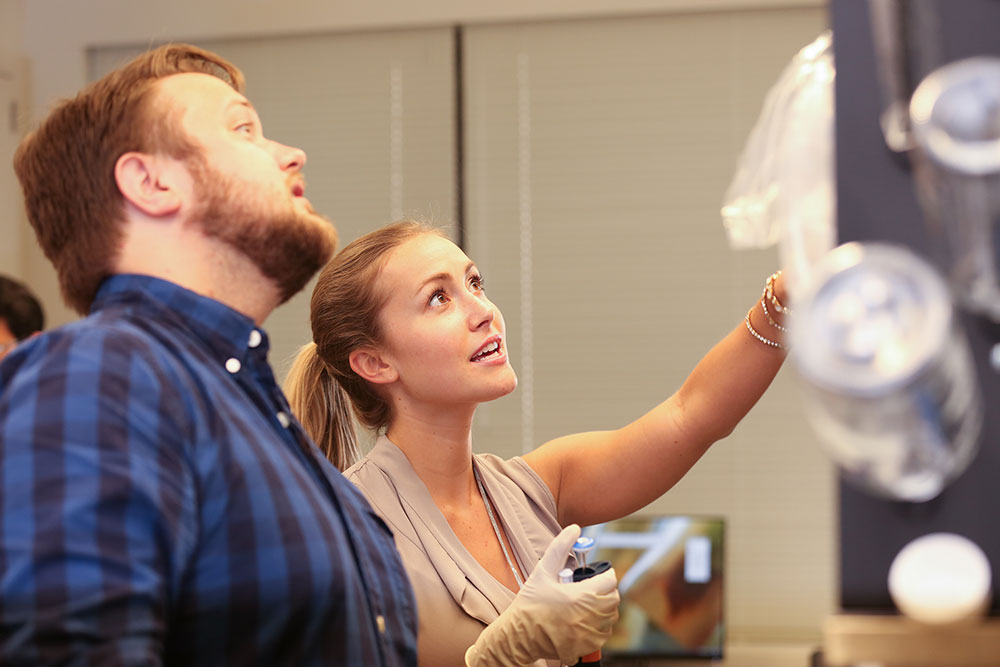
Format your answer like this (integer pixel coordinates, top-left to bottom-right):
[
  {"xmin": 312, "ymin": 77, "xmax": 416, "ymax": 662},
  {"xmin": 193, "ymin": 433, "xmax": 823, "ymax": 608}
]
[{"xmin": 462, "ymin": 7, "xmax": 835, "ymax": 642}]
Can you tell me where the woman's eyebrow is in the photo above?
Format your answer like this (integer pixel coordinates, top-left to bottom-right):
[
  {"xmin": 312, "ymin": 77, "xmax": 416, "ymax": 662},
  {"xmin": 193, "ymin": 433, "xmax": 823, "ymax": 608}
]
[{"xmin": 414, "ymin": 262, "xmax": 475, "ymax": 296}]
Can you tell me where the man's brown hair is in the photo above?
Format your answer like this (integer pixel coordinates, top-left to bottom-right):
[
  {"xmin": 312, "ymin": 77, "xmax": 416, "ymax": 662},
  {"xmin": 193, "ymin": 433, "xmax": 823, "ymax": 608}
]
[{"xmin": 13, "ymin": 44, "xmax": 245, "ymax": 314}]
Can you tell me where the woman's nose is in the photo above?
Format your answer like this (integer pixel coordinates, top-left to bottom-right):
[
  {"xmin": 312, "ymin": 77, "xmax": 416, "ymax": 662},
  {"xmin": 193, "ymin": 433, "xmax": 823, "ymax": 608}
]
[{"xmin": 469, "ymin": 298, "xmax": 495, "ymax": 330}]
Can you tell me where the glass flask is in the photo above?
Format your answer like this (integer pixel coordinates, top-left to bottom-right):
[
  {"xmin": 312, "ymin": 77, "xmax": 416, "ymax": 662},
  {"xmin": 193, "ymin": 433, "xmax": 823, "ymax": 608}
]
[{"xmin": 790, "ymin": 242, "xmax": 982, "ymax": 502}]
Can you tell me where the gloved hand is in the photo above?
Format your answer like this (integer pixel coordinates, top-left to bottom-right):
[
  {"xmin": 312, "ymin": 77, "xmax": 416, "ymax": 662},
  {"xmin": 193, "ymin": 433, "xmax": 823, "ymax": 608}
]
[{"xmin": 465, "ymin": 524, "xmax": 620, "ymax": 667}]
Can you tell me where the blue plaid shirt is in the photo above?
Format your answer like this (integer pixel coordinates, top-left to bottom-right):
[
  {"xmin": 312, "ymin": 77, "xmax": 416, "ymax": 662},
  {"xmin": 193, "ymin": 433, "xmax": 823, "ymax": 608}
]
[{"xmin": 0, "ymin": 274, "xmax": 418, "ymax": 666}]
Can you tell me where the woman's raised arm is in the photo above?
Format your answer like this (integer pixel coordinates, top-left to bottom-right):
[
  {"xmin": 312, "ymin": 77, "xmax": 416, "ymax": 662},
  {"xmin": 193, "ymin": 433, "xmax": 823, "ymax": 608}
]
[{"xmin": 523, "ymin": 272, "xmax": 789, "ymax": 527}]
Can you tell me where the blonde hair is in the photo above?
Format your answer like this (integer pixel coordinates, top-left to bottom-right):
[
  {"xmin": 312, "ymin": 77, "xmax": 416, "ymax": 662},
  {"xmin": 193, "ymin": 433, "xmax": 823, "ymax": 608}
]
[
  {"xmin": 285, "ymin": 342, "xmax": 361, "ymax": 471},
  {"xmin": 285, "ymin": 220, "xmax": 444, "ymax": 469}
]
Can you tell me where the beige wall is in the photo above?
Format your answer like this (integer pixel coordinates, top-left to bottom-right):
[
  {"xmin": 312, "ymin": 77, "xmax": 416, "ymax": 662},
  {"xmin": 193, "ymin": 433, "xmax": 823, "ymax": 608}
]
[
  {"xmin": 19, "ymin": 0, "xmax": 822, "ymax": 112},
  {"xmin": 0, "ymin": 0, "xmax": 30, "ymax": 290},
  {"xmin": 0, "ymin": 0, "xmax": 22, "ymax": 62}
]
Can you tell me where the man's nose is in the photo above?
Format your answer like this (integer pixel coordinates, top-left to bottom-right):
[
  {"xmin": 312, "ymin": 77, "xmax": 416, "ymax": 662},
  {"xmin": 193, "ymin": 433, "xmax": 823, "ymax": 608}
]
[{"xmin": 272, "ymin": 140, "xmax": 307, "ymax": 171}]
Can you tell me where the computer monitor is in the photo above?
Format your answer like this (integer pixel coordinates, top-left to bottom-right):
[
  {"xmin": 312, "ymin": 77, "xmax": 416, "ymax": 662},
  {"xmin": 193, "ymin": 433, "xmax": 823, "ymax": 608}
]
[{"xmin": 581, "ymin": 514, "xmax": 725, "ymax": 661}]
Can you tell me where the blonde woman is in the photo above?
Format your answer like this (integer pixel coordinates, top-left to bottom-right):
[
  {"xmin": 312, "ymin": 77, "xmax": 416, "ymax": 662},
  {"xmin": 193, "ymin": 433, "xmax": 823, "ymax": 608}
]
[{"xmin": 286, "ymin": 220, "xmax": 789, "ymax": 666}]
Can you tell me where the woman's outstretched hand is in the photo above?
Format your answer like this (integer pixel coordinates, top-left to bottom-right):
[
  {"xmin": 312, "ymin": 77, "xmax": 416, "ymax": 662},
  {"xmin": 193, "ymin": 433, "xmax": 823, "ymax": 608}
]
[{"xmin": 464, "ymin": 524, "xmax": 620, "ymax": 666}]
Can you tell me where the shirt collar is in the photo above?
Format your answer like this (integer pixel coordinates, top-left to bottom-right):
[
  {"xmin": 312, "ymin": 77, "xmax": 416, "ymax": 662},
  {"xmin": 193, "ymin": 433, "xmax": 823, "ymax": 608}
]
[{"xmin": 91, "ymin": 274, "xmax": 270, "ymax": 365}]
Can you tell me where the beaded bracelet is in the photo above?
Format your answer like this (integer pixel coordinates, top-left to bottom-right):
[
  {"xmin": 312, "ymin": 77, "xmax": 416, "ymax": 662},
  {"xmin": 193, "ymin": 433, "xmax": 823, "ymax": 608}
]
[
  {"xmin": 765, "ymin": 270, "xmax": 791, "ymax": 316},
  {"xmin": 760, "ymin": 293, "xmax": 788, "ymax": 332},
  {"xmin": 745, "ymin": 307, "xmax": 788, "ymax": 350}
]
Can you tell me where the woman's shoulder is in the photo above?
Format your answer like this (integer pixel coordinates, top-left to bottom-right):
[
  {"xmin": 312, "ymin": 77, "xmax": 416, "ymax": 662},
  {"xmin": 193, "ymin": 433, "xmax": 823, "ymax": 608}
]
[
  {"xmin": 344, "ymin": 435, "xmax": 410, "ymax": 488},
  {"xmin": 343, "ymin": 441, "xmax": 423, "ymax": 547},
  {"xmin": 343, "ymin": 456, "xmax": 378, "ymax": 493},
  {"xmin": 475, "ymin": 451, "xmax": 544, "ymax": 489},
  {"xmin": 474, "ymin": 452, "xmax": 559, "ymax": 524}
]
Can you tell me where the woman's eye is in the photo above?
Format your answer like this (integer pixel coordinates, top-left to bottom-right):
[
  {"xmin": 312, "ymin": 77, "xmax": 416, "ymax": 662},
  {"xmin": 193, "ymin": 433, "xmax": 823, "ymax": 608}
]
[{"xmin": 429, "ymin": 290, "xmax": 449, "ymax": 307}]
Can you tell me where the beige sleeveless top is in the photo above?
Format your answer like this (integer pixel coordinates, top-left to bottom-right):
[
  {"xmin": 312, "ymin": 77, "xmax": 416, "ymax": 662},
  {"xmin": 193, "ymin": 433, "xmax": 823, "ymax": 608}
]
[{"xmin": 345, "ymin": 435, "xmax": 564, "ymax": 667}]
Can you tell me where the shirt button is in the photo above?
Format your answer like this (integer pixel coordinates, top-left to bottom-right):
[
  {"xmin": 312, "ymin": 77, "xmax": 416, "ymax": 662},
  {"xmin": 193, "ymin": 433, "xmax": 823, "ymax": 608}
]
[
  {"xmin": 276, "ymin": 411, "xmax": 290, "ymax": 428},
  {"xmin": 248, "ymin": 330, "xmax": 262, "ymax": 348},
  {"xmin": 376, "ymin": 614, "xmax": 386, "ymax": 634},
  {"xmin": 225, "ymin": 358, "xmax": 242, "ymax": 374}
]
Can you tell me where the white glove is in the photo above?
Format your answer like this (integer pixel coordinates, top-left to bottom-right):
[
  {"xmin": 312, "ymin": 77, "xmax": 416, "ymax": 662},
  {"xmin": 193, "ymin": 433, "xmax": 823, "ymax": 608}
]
[{"xmin": 465, "ymin": 524, "xmax": 620, "ymax": 667}]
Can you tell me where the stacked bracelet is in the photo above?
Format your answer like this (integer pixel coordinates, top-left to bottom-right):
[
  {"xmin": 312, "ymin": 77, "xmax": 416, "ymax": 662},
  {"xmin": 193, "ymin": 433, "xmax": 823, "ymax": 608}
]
[
  {"xmin": 765, "ymin": 270, "xmax": 791, "ymax": 315},
  {"xmin": 745, "ymin": 270, "xmax": 790, "ymax": 350},
  {"xmin": 760, "ymin": 293, "xmax": 788, "ymax": 332},
  {"xmin": 745, "ymin": 307, "xmax": 788, "ymax": 350}
]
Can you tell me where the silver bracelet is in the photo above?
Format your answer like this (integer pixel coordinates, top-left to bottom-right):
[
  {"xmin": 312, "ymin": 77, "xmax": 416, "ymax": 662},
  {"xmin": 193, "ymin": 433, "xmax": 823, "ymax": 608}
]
[{"xmin": 745, "ymin": 307, "xmax": 788, "ymax": 350}]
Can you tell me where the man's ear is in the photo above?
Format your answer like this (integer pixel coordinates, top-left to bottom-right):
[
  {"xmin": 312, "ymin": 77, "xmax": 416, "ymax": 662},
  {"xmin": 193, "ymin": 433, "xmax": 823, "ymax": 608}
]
[
  {"xmin": 114, "ymin": 151, "xmax": 183, "ymax": 217},
  {"xmin": 349, "ymin": 347, "xmax": 398, "ymax": 385}
]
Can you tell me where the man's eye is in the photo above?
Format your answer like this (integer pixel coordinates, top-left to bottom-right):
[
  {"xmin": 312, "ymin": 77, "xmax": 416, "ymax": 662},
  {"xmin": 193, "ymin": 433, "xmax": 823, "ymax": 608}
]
[{"xmin": 235, "ymin": 123, "xmax": 254, "ymax": 135}]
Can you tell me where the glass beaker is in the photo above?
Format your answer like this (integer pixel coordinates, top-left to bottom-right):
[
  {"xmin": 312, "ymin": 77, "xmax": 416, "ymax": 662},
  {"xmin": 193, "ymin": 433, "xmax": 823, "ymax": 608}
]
[
  {"xmin": 910, "ymin": 56, "xmax": 1000, "ymax": 320},
  {"xmin": 790, "ymin": 242, "xmax": 982, "ymax": 502}
]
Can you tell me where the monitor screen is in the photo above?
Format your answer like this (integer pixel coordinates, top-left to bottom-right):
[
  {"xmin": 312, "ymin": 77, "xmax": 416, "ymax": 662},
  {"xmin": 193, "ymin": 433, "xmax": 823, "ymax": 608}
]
[{"xmin": 581, "ymin": 515, "xmax": 725, "ymax": 660}]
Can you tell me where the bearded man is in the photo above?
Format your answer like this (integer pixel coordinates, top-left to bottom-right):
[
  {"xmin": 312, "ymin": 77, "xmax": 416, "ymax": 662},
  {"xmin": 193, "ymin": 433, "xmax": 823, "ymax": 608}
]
[{"xmin": 0, "ymin": 44, "xmax": 417, "ymax": 666}]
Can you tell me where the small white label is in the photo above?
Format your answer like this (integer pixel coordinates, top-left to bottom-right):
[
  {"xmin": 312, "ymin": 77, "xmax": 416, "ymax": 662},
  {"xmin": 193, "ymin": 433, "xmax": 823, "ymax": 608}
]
[{"xmin": 684, "ymin": 535, "xmax": 711, "ymax": 583}]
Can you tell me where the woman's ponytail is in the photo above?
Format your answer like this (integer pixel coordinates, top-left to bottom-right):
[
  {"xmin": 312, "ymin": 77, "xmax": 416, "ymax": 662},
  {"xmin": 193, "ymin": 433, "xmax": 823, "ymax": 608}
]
[{"xmin": 285, "ymin": 342, "xmax": 361, "ymax": 471}]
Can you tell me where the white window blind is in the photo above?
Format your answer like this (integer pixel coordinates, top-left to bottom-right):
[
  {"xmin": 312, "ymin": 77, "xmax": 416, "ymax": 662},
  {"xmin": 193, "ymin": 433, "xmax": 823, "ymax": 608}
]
[{"xmin": 463, "ymin": 8, "xmax": 834, "ymax": 641}]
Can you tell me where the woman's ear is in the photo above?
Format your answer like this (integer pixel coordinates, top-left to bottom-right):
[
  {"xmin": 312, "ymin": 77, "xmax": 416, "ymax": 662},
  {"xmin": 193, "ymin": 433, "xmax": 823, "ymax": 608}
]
[
  {"xmin": 114, "ymin": 151, "xmax": 184, "ymax": 218},
  {"xmin": 349, "ymin": 347, "xmax": 399, "ymax": 385}
]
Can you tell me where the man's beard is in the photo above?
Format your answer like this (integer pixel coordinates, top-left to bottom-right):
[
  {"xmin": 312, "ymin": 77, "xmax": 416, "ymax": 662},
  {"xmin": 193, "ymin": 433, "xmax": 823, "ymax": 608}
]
[{"xmin": 188, "ymin": 159, "xmax": 337, "ymax": 304}]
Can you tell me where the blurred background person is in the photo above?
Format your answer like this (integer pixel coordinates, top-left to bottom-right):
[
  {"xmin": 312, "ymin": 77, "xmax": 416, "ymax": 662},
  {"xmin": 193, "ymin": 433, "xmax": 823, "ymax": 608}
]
[{"xmin": 0, "ymin": 273, "xmax": 44, "ymax": 361}]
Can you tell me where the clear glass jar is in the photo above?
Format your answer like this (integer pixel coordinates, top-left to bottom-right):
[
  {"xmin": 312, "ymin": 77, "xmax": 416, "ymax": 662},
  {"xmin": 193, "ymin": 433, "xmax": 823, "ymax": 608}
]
[{"xmin": 790, "ymin": 242, "xmax": 982, "ymax": 502}]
